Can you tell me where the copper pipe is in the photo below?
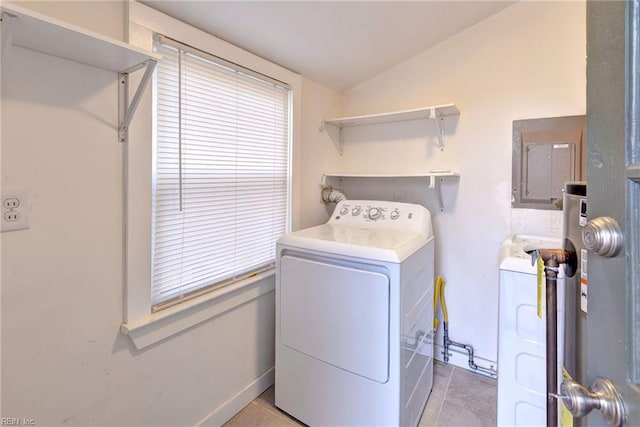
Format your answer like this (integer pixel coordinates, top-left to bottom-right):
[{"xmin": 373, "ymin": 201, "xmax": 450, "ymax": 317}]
[
  {"xmin": 526, "ymin": 248, "xmax": 576, "ymax": 427},
  {"xmin": 543, "ymin": 259, "xmax": 559, "ymax": 427}
]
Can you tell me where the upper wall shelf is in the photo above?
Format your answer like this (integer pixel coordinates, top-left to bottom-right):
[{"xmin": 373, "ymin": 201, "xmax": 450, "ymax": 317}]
[
  {"xmin": 320, "ymin": 104, "xmax": 460, "ymax": 154},
  {"xmin": 0, "ymin": 2, "xmax": 159, "ymax": 72},
  {"xmin": 1, "ymin": 2, "xmax": 160, "ymax": 143}
]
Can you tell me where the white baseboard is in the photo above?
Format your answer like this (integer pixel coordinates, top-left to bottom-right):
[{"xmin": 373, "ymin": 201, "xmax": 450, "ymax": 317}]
[
  {"xmin": 434, "ymin": 343, "xmax": 498, "ymax": 379},
  {"xmin": 195, "ymin": 367, "xmax": 275, "ymax": 426}
]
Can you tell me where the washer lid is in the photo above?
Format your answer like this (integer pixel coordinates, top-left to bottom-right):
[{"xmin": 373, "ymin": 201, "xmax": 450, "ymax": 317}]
[{"xmin": 277, "ymin": 223, "xmax": 433, "ymax": 263}]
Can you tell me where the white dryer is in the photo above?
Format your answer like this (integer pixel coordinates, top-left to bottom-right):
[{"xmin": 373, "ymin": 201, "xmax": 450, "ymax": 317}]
[{"xmin": 275, "ymin": 200, "xmax": 435, "ymax": 427}]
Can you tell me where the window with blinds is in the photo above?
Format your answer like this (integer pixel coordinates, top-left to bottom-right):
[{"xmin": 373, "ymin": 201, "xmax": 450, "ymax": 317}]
[{"xmin": 152, "ymin": 37, "xmax": 291, "ymax": 310}]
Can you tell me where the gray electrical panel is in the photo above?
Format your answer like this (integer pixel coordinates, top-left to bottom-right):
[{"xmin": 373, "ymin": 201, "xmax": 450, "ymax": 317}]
[{"xmin": 512, "ymin": 115, "xmax": 586, "ymax": 210}]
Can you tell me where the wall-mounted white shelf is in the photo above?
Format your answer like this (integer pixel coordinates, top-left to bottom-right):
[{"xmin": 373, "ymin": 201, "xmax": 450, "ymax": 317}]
[
  {"xmin": 1, "ymin": 2, "xmax": 160, "ymax": 143},
  {"xmin": 321, "ymin": 171, "xmax": 460, "ymax": 211},
  {"xmin": 320, "ymin": 104, "xmax": 460, "ymax": 154}
]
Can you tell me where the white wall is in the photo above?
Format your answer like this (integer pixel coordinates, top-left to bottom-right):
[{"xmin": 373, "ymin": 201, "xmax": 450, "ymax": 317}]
[
  {"xmin": 0, "ymin": 4, "xmax": 342, "ymax": 427},
  {"xmin": 298, "ymin": 78, "xmax": 343, "ymax": 229},
  {"xmin": 334, "ymin": 1, "xmax": 586, "ymax": 367},
  {"xmin": 0, "ymin": 44, "xmax": 275, "ymax": 427}
]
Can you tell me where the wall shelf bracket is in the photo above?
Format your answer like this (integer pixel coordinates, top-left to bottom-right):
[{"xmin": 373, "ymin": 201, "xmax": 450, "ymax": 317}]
[
  {"xmin": 429, "ymin": 175, "xmax": 446, "ymax": 211},
  {"xmin": 118, "ymin": 59, "xmax": 156, "ymax": 144},
  {"xmin": 320, "ymin": 121, "xmax": 344, "ymax": 154},
  {"xmin": 0, "ymin": 2, "xmax": 161, "ymax": 144},
  {"xmin": 430, "ymin": 107, "xmax": 446, "ymax": 151}
]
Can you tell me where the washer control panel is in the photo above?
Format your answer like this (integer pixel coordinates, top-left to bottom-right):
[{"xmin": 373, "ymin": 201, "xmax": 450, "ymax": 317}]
[{"xmin": 328, "ymin": 200, "xmax": 431, "ymax": 233}]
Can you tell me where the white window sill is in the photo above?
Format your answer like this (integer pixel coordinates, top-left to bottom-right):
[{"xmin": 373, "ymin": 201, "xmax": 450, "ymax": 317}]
[{"xmin": 121, "ymin": 269, "xmax": 275, "ymax": 349}]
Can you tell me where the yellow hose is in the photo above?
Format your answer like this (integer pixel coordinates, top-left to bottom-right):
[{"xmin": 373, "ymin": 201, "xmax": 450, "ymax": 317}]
[
  {"xmin": 433, "ymin": 276, "xmax": 448, "ymax": 329},
  {"xmin": 433, "ymin": 278, "xmax": 440, "ymax": 329}
]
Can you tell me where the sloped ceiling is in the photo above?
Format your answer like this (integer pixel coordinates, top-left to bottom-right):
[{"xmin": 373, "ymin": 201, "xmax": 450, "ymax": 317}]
[{"xmin": 141, "ymin": 1, "xmax": 516, "ymax": 92}]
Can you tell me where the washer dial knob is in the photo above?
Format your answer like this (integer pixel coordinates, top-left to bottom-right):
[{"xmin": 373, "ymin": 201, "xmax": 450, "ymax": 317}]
[
  {"xmin": 352, "ymin": 206, "xmax": 362, "ymax": 216},
  {"xmin": 390, "ymin": 209, "xmax": 400, "ymax": 220},
  {"xmin": 340, "ymin": 206, "xmax": 349, "ymax": 215},
  {"xmin": 368, "ymin": 207, "xmax": 381, "ymax": 220}
]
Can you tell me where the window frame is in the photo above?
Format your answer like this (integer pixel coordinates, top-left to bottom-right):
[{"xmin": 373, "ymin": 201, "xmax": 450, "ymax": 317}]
[{"xmin": 121, "ymin": 1, "xmax": 302, "ymax": 349}]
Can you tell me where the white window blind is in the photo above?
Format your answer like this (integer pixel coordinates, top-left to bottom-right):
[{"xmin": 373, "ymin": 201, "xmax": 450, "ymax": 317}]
[{"xmin": 152, "ymin": 38, "xmax": 291, "ymax": 309}]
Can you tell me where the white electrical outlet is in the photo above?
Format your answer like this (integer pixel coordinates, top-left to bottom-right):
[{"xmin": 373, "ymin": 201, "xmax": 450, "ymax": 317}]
[{"xmin": 1, "ymin": 192, "xmax": 30, "ymax": 232}]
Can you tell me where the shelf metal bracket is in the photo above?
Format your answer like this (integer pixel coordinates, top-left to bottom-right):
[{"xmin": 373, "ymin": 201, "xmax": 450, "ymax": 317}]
[
  {"xmin": 1, "ymin": 12, "xmax": 16, "ymax": 64},
  {"xmin": 320, "ymin": 122, "xmax": 344, "ymax": 155},
  {"xmin": 118, "ymin": 59, "xmax": 157, "ymax": 144},
  {"xmin": 430, "ymin": 107, "xmax": 446, "ymax": 151},
  {"xmin": 429, "ymin": 175, "xmax": 446, "ymax": 211}
]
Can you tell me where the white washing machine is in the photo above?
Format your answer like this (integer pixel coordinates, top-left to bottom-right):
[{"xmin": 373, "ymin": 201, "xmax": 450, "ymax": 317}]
[
  {"xmin": 497, "ymin": 235, "xmax": 565, "ymax": 427},
  {"xmin": 275, "ymin": 200, "xmax": 435, "ymax": 427}
]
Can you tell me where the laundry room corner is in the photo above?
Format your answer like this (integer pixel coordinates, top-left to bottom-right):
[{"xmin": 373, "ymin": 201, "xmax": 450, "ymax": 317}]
[
  {"xmin": 327, "ymin": 0, "xmax": 586, "ymax": 371},
  {"xmin": 1, "ymin": 0, "xmax": 594, "ymax": 425}
]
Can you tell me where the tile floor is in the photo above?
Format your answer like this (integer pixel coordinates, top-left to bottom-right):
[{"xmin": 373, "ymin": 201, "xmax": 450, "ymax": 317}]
[{"xmin": 224, "ymin": 361, "xmax": 497, "ymax": 426}]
